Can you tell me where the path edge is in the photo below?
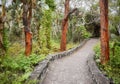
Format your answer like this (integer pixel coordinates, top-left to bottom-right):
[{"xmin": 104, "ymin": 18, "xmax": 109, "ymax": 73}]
[
  {"xmin": 28, "ymin": 39, "xmax": 89, "ymax": 84},
  {"xmin": 87, "ymin": 54, "xmax": 110, "ymax": 84}
]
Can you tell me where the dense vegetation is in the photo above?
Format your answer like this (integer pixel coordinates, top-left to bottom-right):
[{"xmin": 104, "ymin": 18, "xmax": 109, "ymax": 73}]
[
  {"xmin": 94, "ymin": 41, "xmax": 120, "ymax": 84},
  {"xmin": 94, "ymin": 0, "xmax": 120, "ymax": 83},
  {"xmin": 0, "ymin": 0, "xmax": 91, "ymax": 83},
  {"xmin": 0, "ymin": 0, "xmax": 119, "ymax": 84}
]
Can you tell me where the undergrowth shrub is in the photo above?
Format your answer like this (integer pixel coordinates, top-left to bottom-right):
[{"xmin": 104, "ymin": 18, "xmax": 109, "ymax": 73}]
[
  {"xmin": 0, "ymin": 54, "xmax": 46, "ymax": 84},
  {"xmin": 94, "ymin": 42, "xmax": 120, "ymax": 84},
  {"xmin": 73, "ymin": 25, "xmax": 91, "ymax": 42},
  {"xmin": 7, "ymin": 43, "xmax": 23, "ymax": 56}
]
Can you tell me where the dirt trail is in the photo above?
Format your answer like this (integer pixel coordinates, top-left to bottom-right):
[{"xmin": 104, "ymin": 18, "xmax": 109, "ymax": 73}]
[{"xmin": 42, "ymin": 38, "xmax": 99, "ymax": 84}]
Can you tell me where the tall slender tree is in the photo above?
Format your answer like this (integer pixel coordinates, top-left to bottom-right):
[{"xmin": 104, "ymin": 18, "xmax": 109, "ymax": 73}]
[
  {"xmin": 60, "ymin": 0, "xmax": 77, "ymax": 51},
  {"xmin": 0, "ymin": 0, "xmax": 6, "ymax": 55},
  {"xmin": 60, "ymin": 0, "xmax": 69, "ymax": 51},
  {"xmin": 100, "ymin": 0, "xmax": 109, "ymax": 64},
  {"xmin": 22, "ymin": 0, "xmax": 33, "ymax": 56}
]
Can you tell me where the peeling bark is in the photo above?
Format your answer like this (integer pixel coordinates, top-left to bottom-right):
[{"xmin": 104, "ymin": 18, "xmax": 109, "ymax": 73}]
[
  {"xmin": 22, "ymin": 0, "xmax": 32, "ymax": 56},
  {"xmin": 60, "ymin": 0, "xmax": 69, "ymax": 51},
  {"xmin": 60, "ymin": 0, "xmax": 77, "ymax": 51},
  {"xmin": 100, "ymin": 0, "xmax": 109, "ymax": 64}
]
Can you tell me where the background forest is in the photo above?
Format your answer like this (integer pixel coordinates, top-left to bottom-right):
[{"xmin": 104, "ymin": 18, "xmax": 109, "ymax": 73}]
[{"xmin": 0, "ymin": 0, "xmax": 120, "ymax": 84}]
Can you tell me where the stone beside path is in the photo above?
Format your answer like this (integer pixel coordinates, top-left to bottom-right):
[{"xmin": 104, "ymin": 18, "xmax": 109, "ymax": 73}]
[{"xmin": 42, "ymin": 38, "xmax": 109, "ymax": 84}]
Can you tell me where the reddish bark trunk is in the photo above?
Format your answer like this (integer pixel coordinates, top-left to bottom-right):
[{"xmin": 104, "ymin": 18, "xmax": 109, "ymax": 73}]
[
  {"xmin": 25, "ymin": 31, "xmax": 32, "ymax": 56},
  {"xmin": 0, "ymin": 21, "xmax": 3, "ymax": 50},
  {"xmin": 60, "ymin": 0, "xmax": 69, "ymax": 51},
  {"xmin": 23, "ymin": 1, "xmax": 32, "ymax": 56},
  {"xmin": 100, "ymin": 0, "xmax": 109, "ymax": 64},
  {"xmin": 0, "ymin": 19, "xmax": 4, "ymax": 50}
]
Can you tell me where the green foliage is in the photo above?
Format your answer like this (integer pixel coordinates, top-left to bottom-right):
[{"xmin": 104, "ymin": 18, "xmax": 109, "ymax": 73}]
[
  {"xmin": 1, "ymin": 0, "xmax": 6, "ymax": 5},
  {"xmin": 0, "ymin": 38, "xmax": 78, "ymax": 84},
  {"xmin": 8, "ymin": 1, "xmax": 23, "ymax": 42},
  {"xmin": 0, "ymin": 25, "xmax": 9, "ymax": 56},
  {"xmin": 80, "ymin": 25, "xmax": 91, "ymax": 38},
  {"xmin": 39, "ymin": 10, "xmax": 52, "ymax": 49},
  {"xmin": 3, "ymin": 27, "xmax": 9, "ymax": 51},
  {"xmin": 85, "ymin": 13, "xmax": 95, "ymax": 23},
  {"xmin": 50, "ymin": 39, "xmax": 60, "ymax": 52},
  {"xmin": 84, "ymin": 11, "xmax": 100, "ymax": 37},
  {"xmin": 44, "ymin": 10, "xmax": 52, "ymax": 49},
  {"xmin": 109, "ymin": 15, "xmax": 120, "ymax": 36},
  {"xmin": 0, "ymin": 54, "xmax": 46, "ymax": 84},
  {"xmin": 45, "ymin": 0, "xmax": 56, "ymax": 11},
  {"xmin": 73, "ymin": 25, "xmax": 91, "ymax": 42},
  {"xmin": 32, "ymin": 41, "xmax": 41, "ymax": 54},
  {"xmin": 67, "ymin": 42, "xmax": 79, "ymax": 50},
  {"xmin": 32, "ymin": 8, "xmax": 53, "ymax": 54},
  {"xmin": 7, "ymin": 42, "xmax": 23, "ymax": 56},
  {"xmin": 94, "ymin": 42, "xmax": 100, "ymax": 59},
  {"xmin": 110, "ymin": 43, "xmax": 120, "ymax": 68},
  {"xmin": 0, "ymin": 42, "xmax": 46, "ymax": 83},
  {"xmin": 94, "ymin": 42, "xmax": 120, "ymax": 84}
]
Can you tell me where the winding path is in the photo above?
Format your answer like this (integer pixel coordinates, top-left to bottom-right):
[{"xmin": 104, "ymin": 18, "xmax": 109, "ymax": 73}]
[{"xmin": 42, "ymin": 38, "xmax": 99, "ymax": 84}]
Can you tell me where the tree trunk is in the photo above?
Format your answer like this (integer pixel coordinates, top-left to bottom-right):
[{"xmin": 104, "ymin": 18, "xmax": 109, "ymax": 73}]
[
  {"xmin": 23, "ymin": 1, "xmax": 32, "ymax": 56},
  {"xmin": 0, "ymin": 5, "xmax": 6, "ymax": 55},
  {"xmin": 100, "ymin": 0, "xmax": 109, "ymax": 64},
  {"xmin": 60, "ymin": 0, "xmax": 69, "ymax": 51},
  {"xmin": 0, "ymin": 20, "xmax": 4, "ymax": 50}
]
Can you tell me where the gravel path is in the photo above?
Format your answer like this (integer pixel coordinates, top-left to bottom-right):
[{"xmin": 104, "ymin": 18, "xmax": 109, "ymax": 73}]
[{"xmin": 42, "ymin": 38, "xmax": 99, "ymax": 84}]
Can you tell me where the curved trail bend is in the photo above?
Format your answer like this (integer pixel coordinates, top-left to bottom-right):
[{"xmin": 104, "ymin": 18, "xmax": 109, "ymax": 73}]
[{"xmin": 42, "ymin": 38, "xmax": 99, "ymax": 84}]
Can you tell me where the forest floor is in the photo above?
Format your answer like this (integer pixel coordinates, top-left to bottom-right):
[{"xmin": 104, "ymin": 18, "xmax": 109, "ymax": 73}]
[{"xmin": 42, "ymin": 38, "xmax": 99, "ymax": 84}]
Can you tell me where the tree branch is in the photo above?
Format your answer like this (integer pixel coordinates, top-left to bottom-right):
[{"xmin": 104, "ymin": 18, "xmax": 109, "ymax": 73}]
[{"xmin": 64, "ymin": 8, "xmax": 78, "ymax": 21}]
